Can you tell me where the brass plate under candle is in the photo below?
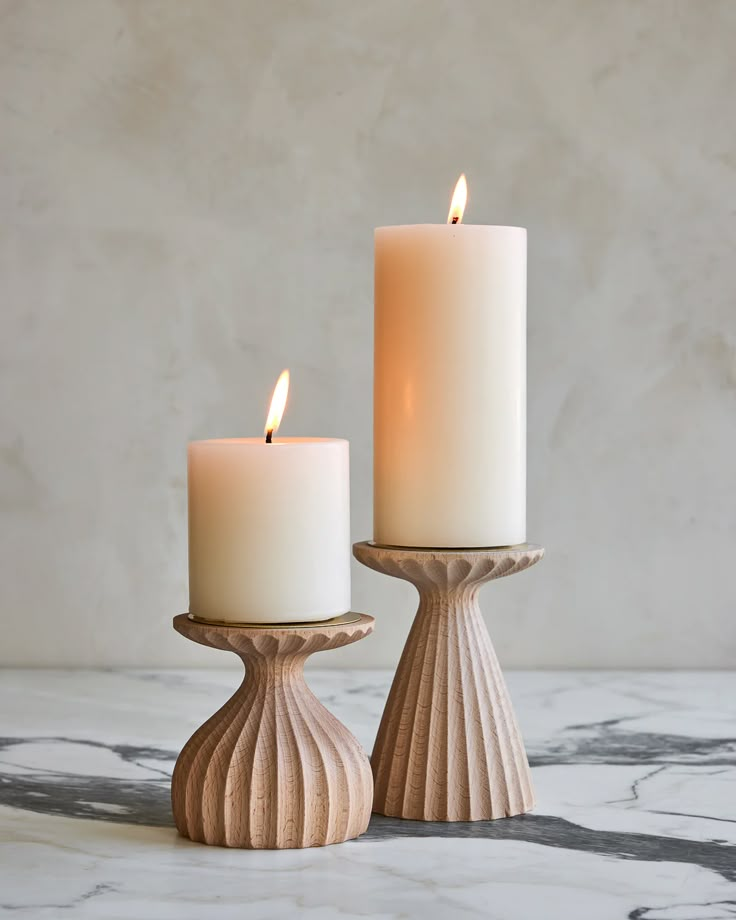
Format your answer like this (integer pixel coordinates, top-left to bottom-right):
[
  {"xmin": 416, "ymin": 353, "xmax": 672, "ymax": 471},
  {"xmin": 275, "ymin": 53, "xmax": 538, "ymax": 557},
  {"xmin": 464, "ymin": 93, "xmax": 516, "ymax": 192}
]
[
  {"xmin": 367, "ymin": 541, "xmax": 530, "ymax": 553},
  {"xmin": 187, "ymin": 611, "xmax": 361, "ymax": 630}
]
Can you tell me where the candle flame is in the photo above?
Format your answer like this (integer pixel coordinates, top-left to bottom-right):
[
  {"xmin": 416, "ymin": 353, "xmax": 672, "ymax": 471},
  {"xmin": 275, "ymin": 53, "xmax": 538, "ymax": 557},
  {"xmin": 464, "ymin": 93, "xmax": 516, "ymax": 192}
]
[
  {"xmin": 265, "ymin": 369, "xmax": 290, "ymax": 441},
  {"xmin": 447, "ymin": 174, "xmax": 467, "ymax": 224}
]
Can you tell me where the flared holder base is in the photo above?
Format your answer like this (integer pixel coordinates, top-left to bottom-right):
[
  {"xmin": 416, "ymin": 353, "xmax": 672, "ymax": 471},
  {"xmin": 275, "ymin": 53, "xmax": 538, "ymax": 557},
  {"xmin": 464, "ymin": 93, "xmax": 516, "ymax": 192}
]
[
  {"xmin": 171, "ymin": 612, "xmax": 374, "ymax": 849},
  {"xmin": 353, "ymin": 542, "xmax": 544, "ymax": 822}
]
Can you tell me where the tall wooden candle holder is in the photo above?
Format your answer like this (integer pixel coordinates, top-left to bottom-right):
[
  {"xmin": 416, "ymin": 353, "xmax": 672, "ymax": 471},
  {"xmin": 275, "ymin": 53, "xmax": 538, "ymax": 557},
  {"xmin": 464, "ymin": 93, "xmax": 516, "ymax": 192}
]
[
  {"xmin": 171, "ymin": 612, "xmax": 374, "ymax": 849},
  {"xmin": 353, "ymin": 542, "xmax": 544, "ymax": 822}
]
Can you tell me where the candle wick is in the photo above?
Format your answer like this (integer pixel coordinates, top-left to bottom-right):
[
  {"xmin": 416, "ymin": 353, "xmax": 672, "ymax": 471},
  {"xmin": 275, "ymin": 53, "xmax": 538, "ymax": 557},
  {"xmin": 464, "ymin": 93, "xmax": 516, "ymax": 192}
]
[
  {"xmin": 265, "ymin": 430, "xmax": 273, "ymax": 444},
  {"xmin": 451, "ymin": 215, "xmax": 459, "ymax": 225}
]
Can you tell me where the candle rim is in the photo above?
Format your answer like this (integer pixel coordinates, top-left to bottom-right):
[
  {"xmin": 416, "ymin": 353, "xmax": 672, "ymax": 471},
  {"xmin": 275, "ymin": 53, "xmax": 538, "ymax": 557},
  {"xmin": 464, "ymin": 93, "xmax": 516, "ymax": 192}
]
[
  {"xmin": 188, "ymin": 437, "xmax": 348, "ymax": 448},
  {"xmin": 375, "ymin": 224, "xmax": 526, "ymax": 233}
]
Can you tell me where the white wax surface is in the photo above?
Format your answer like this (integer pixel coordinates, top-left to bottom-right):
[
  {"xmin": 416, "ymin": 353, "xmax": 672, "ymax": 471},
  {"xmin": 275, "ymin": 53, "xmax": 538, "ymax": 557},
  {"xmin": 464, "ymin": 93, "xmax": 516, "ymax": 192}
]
[
  {"xmin": 374, "ymin": 224, "xmax": 526, "ymax": 547},
  {"xmin": 188, "ymin": 438, "xmax": 351, "ymax": 623}
]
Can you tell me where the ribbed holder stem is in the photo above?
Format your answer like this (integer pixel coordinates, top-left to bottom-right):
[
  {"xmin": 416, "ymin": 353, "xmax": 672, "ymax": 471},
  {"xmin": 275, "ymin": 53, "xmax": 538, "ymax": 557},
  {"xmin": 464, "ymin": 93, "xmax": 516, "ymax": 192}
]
[
  {"xmin": 171, "ymin": 613, "xmax": 374, "ymax": 848},
  {"xmin": 353, "ymin": 543, "xmax": 544, "ymax": 822}
]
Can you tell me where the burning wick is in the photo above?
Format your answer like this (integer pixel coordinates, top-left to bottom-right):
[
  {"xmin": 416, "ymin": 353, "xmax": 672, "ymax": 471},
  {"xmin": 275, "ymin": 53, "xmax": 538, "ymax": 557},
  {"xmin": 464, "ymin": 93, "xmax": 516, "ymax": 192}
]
[
  {"xmin": 447, "ymin": 174, "xmax": 467, "ymax": 225},
  {"xmin": 264, "ymin": 369, "xmax": 290, "ymax": 444}
]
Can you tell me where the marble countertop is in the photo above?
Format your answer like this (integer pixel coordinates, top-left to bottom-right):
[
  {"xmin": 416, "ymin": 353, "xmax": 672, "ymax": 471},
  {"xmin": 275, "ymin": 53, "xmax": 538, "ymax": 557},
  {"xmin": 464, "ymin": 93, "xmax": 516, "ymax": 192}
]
[{"xmin": 0, "ymin": 669, "xmax": 734, "ymax": 919}]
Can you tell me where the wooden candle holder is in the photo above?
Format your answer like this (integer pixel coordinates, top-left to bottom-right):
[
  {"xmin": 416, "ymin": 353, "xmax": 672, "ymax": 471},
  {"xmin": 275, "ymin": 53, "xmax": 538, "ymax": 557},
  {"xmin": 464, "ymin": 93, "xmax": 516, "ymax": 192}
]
[
  {"xmin": 171, "ymin": 612, "xmax": 374, "ymax": 849},
  {"xmin": 353, "ymin": 542, "xmax": 544, "ymax": 822}
]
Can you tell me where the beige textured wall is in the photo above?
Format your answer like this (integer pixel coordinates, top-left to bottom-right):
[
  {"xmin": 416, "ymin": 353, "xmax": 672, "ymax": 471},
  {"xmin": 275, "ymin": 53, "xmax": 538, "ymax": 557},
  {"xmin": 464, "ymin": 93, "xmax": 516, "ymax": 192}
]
[{"xmin": 1, "ymin": 0, "xmax": 734, "ymax": 668}]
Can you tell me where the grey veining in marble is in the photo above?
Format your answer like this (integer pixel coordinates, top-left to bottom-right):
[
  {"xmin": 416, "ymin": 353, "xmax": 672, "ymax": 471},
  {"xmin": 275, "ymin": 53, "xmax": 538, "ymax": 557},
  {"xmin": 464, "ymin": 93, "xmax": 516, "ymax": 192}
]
[{"xmin": 0, "ymin": 669, "xmax": 735, "ymax": 919}]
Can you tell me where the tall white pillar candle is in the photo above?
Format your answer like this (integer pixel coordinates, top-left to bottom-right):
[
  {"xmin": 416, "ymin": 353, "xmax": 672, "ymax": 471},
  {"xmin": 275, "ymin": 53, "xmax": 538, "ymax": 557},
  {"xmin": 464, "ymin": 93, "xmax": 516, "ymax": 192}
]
[{"xmin": 374, "ymin": 191, "xmax": 526, "ymax": 547}]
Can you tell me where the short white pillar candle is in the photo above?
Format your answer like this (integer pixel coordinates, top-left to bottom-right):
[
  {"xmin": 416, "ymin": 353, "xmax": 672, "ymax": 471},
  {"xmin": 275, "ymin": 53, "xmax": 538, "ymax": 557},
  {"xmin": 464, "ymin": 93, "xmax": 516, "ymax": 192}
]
[{"xmin": 187, "ymin": 373, "xmax": 351, "ymax": 624}]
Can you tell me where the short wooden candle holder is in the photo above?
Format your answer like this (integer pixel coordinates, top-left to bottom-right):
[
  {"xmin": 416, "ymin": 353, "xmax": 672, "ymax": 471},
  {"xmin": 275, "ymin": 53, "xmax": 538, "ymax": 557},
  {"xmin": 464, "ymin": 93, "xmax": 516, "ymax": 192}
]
[
  {"xmin": 353, "ymin": 542, "xmax": 544, "ymax": 822},
  {"xmin": 171, "ymin": 612, "xmax": 375, "ymax": 849}
]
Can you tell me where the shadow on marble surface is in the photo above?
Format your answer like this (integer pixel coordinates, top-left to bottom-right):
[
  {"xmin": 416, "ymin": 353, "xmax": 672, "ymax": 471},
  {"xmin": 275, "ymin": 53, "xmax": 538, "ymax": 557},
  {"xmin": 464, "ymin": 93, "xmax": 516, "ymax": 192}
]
[{"xmin": 2, "ymin": 730, "xmax": 735, "ymax": 884}]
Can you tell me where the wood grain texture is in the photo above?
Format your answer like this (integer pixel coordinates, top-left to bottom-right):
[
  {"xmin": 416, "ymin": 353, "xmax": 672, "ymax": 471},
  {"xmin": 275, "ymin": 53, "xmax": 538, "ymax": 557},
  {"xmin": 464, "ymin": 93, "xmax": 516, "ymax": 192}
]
[
  {"xmin": 353, "ymin": 543, "xmax": 544, "ymax": 822},
  {"xmin": 171, "ymin": 613, "xmax": 374, "ymax": 849}
]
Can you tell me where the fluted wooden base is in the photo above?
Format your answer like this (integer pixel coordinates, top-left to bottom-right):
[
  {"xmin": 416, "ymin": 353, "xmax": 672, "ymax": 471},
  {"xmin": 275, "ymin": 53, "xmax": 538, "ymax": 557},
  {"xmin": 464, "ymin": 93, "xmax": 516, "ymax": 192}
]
[
  {"xmin": 171, "ymin": 613, "xmax": 374, "ymax": 849},
  {"xmin": 353, "ymin": 543, "xmax": 544, "ymax": 822}
]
